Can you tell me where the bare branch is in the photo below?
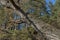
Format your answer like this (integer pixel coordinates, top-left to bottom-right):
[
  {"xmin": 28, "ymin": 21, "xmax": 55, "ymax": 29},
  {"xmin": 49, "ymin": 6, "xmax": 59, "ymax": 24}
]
[{"xmin": 9, "ymin": 0, "xmax": 47, "ymax": 40}]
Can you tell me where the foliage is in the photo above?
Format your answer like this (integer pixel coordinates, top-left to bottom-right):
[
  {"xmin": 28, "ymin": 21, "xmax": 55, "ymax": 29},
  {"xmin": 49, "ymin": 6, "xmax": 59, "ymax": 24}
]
[
  {"xmin": 0, "ymin": 27, "xmax": 36, "ymax": 40},
  {"xmin": 0, "ymin": 0, "xmax": 60, "ymax": 40},
  {"xmin": 0, "ymin": 6, "xmax": 7, "ymax": 25}
]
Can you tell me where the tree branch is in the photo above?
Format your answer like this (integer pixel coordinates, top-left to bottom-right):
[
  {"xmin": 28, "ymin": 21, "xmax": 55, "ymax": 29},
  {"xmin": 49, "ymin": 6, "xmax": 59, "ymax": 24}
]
[{"xmin": 9, "ymin": 0, "xmax": 47, "ymax": 40}]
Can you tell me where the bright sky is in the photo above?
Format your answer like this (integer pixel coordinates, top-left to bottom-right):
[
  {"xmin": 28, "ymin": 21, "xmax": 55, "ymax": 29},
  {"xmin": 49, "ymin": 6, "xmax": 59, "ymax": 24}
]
[
  {"xmin": 45, "ymin": 0, "xmax": 56, "ymax": 5},
  {"xmin": 45, "ymin": 0, "xmax": 56, "ymax": 11}
]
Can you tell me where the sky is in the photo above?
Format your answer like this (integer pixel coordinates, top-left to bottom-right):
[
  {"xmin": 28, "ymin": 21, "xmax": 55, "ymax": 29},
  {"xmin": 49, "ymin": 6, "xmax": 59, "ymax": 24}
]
[
  {"xmin": 43, "ymin": 0, "xmax": 56, "ymax": 15},
  {"xmin": 45, "ymin": 0, "xmax": 56, "ymax": 5},
  {"xmin": 45, "ymin": 0, "xmax": 56, "ymax": 11}
]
